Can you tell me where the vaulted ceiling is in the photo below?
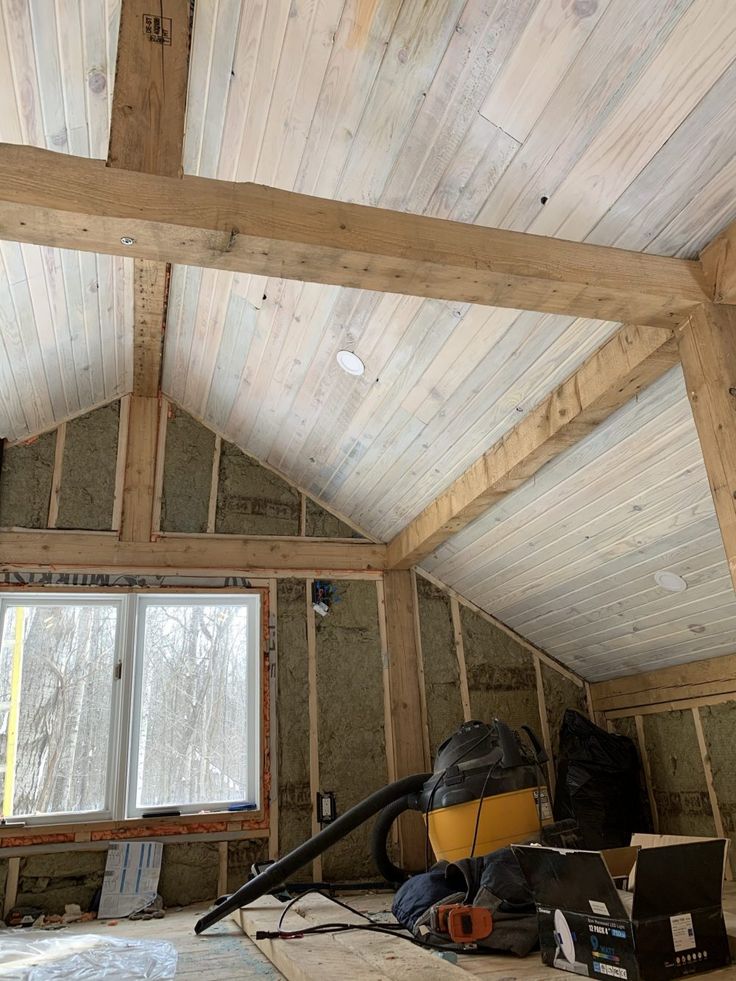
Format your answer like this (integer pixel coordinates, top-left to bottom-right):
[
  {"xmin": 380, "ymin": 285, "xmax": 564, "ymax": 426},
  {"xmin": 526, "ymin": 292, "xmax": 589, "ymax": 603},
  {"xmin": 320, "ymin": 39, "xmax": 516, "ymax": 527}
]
[{"xmin": 2, "ymin": 0, "xmax": 736, "ymax": 679}]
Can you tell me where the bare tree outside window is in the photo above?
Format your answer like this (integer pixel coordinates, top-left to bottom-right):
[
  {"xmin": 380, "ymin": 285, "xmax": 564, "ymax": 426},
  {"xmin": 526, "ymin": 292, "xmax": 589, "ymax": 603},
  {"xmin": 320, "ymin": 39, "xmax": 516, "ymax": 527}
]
[
  {"xmin": 135, "ymin": 603, "xmax": 251, "ymax": 808},
  {"xmin": 0, "ymin": 593, "xmax": 260, "ymax": 824},
  {"xmin": 0, "ymin": 603, "xmax": 117, "ymax": 818}
]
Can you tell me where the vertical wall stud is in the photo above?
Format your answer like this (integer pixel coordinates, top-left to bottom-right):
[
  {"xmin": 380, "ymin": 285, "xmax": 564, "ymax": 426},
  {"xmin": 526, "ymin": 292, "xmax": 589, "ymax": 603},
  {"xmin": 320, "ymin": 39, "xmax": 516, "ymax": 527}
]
[
  {"xmin": 207, "ymin": 435, "xmax": 222, "ymax": 534},
  {"xmin": 534, "ymin": 655, "xmax": 556, "ymax": 798},
  {"xmin": 305, "ymin": 579, "xmax": 322, "ymax": 881},
  {"xmin": 450, "ymin": 595, "xmax": 472, "ymax": 722},
  {"xmin": 268, "ymin": 579, "xmax": 279, "ymax": 860},
  {"xmin": 634, "ymin": 715, "xmax": 660, "ymax": 833},
  {"xmin": 47, "ymin": 423, "xmax": 66, "ymax": 528},
  {"xmin": 692, "ymin": 706, "xmax": 732, "ymax": 879}
]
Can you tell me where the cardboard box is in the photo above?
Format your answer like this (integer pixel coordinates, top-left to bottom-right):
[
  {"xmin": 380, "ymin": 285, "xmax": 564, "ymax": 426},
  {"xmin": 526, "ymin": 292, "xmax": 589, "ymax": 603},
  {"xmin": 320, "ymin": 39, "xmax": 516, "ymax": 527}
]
[{"xmin": 514, "ymin": 839, "xmax": 730, "ymax": 981}]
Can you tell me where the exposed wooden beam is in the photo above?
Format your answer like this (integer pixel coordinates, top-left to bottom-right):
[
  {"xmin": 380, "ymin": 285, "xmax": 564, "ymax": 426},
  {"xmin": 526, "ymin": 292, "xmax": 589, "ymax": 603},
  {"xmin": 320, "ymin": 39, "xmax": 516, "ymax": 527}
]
[
  {"xmin": 0, "ymin": 531, "xmax": 386, "ymax": 576},
  {"xmin": 701, "ymin": 221, "xmax": 736, "ymax": 304},
  {"xmin": 0, "ymin": 145, "xmax": 708, "ymax": 327},
  {"xmin": 108, "ymin": 0, "xmax": 191, "ymax": 537},
  {"xmin": 120, "ymin": 395, "xmax": 160, "ymax": 542},
  {"xmin": 589, "ymin": 649, "xmax": 736, "ymax": 715},
  {"xmin": 387, "ymin": 324, "xmax": 679, "ymax": 569},
  {"xmin": 383, "ymin": 570, "xmax": 430, "ymax": 871},
  {"xmin": 108, "ymin": 0, "xmax": 191, "ymax": 178},
  {"xmin": 132, "ymin": 259, "xmax": 169, "ymax": 396},
  {"xmin": 678, "ymin": 304, "xmax": 736, "ymax": 592}
]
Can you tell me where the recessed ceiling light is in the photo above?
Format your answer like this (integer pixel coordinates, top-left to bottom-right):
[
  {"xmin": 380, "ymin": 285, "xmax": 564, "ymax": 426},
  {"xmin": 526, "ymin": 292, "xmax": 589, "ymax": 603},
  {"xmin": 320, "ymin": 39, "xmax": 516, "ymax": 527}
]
[
  {"xmin": 654, "ymin": 570, "xmax": 688, "ymax": 593},
  {"xmin": 336, "ymin": 350, "xmax": 365, "ymax": 376}
]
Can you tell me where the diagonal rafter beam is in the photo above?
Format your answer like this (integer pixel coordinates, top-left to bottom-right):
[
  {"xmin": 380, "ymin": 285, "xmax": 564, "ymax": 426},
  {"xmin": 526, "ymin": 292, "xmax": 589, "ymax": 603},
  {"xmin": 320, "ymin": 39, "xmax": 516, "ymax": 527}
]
[
  {"xmin": 386, "ymin": 324, "xmax": 680, "ymax": 570},
  {"xmin": 0, "ymin": 144, "xmax": 708, "ymax": 328}
]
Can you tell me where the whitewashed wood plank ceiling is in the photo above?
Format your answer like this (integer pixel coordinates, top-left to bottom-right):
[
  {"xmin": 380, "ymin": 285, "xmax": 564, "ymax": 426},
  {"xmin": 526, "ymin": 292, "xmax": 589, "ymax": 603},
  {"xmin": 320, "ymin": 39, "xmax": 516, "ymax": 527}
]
[
  {"xmin": 3, "ymin": 0, "xmax": 736, "ymax": 677},
  {"xmin": 164, "ymin": 0, "xmax": 736, "ymax": 538},
  {"xmin": 423, "ymin": 368, "xmax": 736, "ymax": 681},
  {"xmin": 0, "ymin": 0, "xmax": 132, "ymax": 441}
]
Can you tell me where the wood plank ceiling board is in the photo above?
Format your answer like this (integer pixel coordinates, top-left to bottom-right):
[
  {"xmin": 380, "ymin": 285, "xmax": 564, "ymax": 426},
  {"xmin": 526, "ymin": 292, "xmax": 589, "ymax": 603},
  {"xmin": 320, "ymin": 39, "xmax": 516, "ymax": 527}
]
[
  {"xmin": 0, "ymin": 0, "xmax": 132, "ymax": 442},
  {"xmin": 151, "ymin": 0, "xmax": 736, "ymax": 555},
  {"xmin": 422, "ymin": 367, "xmax": 736, "ymax": 681}
]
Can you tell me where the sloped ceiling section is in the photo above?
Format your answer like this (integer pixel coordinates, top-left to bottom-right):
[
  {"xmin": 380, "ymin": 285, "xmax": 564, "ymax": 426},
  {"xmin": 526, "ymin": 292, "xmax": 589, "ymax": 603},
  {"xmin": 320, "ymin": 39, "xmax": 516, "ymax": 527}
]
[
  {"xmin": 3, "ymin": 1, "xmax": 736, "ymax": 678},
  {"xmin": 164, "ymin": 0, "xmax": 736, "ymax": 544},
  {"xmin": 0, "ymin": 1, "xmax": 132, "ymax": 442},
  {"xmin": 424, "ymin": 368, "xmax": 736, "ymax": 682}
]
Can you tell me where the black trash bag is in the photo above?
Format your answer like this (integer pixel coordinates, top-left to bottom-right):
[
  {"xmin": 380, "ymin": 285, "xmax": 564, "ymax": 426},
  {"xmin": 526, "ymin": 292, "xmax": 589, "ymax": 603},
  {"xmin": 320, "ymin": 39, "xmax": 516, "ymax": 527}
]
[{"xmin": 553, "ymin": 709, "xmax": 651, "ymax": 849}]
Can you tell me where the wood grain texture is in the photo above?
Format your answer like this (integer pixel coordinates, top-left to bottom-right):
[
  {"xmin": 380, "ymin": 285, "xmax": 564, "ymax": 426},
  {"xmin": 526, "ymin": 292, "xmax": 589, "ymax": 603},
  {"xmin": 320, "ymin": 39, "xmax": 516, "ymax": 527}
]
[
  {"xmin": 119, "ymin": 394, "xmax": 159, "ymax": 541},
  {"xmin": 590, "ymin": 650, "xmax": 736, "ymax": 714},
  {"xmin": 0, "ymin": 530, "xmax": 386, "ymax": 574},
  {"xmin": 383, "ymin": 569, "xmax": 429, "ymax": 871},
  {"xmin": 108, "ymin": 0, "xmax": 192, "ymax": 533},
  {"xmin": 679, "ymin": 304, "xmax": 736, "ymax": 592},
  {"xmin": 132, "ymin": 259, "xmax": 168, "ymax": 396},
  {"xmin": 423, "ymin": 369, "xmax": 736, "ymax": 682},
  {"xmin": 107, "ymin": 0, "xmax": 191, "ymax": 178},
  {"xmin": 701, "ymin": 221, "xmax": 736, "ymax": 303},
  {"xmin": 0, "ymin": 145, "xmax": 708, "ymax": 328},
  {"xmin": 388, "ymin": 324, "xmax": 679, "ymax": 568}
]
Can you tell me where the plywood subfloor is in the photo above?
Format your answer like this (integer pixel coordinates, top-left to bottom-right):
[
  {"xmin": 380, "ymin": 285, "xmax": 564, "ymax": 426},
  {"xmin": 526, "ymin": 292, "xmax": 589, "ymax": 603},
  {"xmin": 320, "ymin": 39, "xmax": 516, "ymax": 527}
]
[
  {"xmin": 54, "ymin": 887, "xmax": 736, "ymax": 979},
  {"xmin": 60, "ymin": 902, "xmax": 282, "ymax": 979}
]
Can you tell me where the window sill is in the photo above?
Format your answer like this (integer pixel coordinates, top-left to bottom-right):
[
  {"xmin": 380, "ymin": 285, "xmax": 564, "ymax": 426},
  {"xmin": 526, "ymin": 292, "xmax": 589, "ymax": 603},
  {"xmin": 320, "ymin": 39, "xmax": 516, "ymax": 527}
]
[{"xmin": 0, "ymin": 808, "xmax": 267, "ymax": 843}]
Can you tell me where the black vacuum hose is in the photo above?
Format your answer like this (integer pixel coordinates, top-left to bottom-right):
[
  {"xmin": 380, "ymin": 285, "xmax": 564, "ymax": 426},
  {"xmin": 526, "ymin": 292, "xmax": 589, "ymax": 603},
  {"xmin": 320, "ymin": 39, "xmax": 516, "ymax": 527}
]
[
  {"xmin": 194, "ymin": 771, "xmax": 430, "ymax": 933},
  {"xmin": 370, "ymin": 795, "xmax": 417, "ymax": 884}
]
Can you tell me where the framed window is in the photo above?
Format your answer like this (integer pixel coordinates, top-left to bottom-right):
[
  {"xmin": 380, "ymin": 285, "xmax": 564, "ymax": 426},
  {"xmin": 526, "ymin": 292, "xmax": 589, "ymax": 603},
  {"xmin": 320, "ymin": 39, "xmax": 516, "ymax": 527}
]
[{"xmin": 0, "ymin": 592, "xmax": 261, "ymax": 825}]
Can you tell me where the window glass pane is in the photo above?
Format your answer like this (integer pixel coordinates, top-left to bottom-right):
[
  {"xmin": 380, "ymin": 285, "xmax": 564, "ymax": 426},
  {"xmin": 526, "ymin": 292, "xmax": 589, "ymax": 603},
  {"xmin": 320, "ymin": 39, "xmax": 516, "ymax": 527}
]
[
  {"xmin": 136, "ymin": 603, "xmax": 253, "ymax": 809},
  {"xmin": 0, "ymin": 603, "xmax": 117, "ymax": 818}
]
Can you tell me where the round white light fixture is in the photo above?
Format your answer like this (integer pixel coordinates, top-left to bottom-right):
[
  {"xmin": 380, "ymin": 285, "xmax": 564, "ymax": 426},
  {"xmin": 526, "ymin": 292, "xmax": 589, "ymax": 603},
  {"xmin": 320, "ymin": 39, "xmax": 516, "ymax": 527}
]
[
  {"xmin": 336, "ymin": 350, "xmax": 365, "ymax": 376},
  {"xmin": 654, "ymin": 570, "xmax": 688, "ymax": 593}
]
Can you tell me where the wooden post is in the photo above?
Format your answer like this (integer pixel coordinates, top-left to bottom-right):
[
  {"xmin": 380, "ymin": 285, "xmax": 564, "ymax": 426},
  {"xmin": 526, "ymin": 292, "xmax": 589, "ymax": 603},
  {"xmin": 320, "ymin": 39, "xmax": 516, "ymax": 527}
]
[
  {"xmin": 110, "ymin": 0, "xmax": 192, "ymax": 542},
  {"xmin": 534, "ymin": 655, "xmax": 556, "ymax": 798},
  {"xmin": 305, "ymin": 579, "xmax": 322, "ymax": 881},
  {"xmin": 678, "ymin": 304, "xmax": 736, "ymax": 592},
  {"xmin": 691, "ymin": 707, "xmax": 733, "ymax": 879},
  {"xmin": 634, "ymin": 715, "xmax": 659, "ymax": 833},
  {"xmin": 450, "ymin": 596, "xmax": 471, "ymax": 722},
  {"xmin": 120, "ymin": 395, "xmax": 160, "ymax": 542},
  {"xmin": 383, "ymin": 570, "xmax": 429, "ymax": 871}
]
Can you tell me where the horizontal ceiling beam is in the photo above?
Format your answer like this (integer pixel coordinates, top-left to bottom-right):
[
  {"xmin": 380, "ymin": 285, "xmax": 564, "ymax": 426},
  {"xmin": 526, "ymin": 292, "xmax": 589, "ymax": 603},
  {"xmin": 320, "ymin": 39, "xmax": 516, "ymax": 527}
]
[
  {"xmin": 0, "ymin": 531, "xmax": 386, "ymax": 576},
  {"xmin": 387, "ymin": 323, "xmax": 680, "ymax": 569},
  {"xmin": 0, "ymin": 144, "xmax": 708, "ymax": 327}
]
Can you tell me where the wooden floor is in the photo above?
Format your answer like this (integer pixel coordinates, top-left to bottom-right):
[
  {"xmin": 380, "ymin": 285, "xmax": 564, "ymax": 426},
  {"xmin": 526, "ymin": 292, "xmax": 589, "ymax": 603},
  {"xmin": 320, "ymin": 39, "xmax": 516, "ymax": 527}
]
[
  {"xmin": 62, "ymin": 903, "xmax": 282, "ymax": 979},
  {"xmin": 55, "ymin": 886, "xmax": 736, "ymax": 980}
]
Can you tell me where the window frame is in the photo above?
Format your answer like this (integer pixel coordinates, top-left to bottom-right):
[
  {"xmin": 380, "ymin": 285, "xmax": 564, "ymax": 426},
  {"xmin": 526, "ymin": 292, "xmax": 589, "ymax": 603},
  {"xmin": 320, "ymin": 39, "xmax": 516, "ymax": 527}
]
[
  {"xmin": 0, "ymin": 589, "xmax": 262, "ymax": 826},
  {"xmin": 125, "ymin": 592, "xmax": 262, "ymax": 818},
  {"xmin": 0, "ymin": 592, "xmax": 126, "ymax": 826}
]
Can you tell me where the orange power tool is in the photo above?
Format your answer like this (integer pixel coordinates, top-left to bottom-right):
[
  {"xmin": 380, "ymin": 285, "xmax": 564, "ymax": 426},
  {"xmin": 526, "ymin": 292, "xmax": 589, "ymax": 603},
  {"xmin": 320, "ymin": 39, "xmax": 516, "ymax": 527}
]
[{"xmin": 432, "ymin": 903, "xmax": 493, "ymax": 943}]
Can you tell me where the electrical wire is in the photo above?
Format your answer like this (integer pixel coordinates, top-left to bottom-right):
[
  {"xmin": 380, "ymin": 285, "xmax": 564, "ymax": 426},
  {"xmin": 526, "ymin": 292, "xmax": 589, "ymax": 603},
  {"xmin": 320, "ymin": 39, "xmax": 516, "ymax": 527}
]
[
  {"xmin": 422, "ymin": 727, "xmax": 495, "ymax": 870},
  {"xmin": 468, "ymin": 760, "xmax": 501, "ymax": 859},
  {"xmin": 266, "ymin": 888, "xmax": 490, "ymax": 954}
]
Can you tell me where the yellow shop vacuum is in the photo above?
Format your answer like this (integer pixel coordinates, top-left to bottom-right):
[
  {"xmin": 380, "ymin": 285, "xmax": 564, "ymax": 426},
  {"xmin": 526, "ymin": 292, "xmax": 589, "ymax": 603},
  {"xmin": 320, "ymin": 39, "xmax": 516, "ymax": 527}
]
[
  {"xmin": 196, "ymin": 717, "xmax": 558, "ymax": 933},
  {"xmin": 417, "ymin": 719, "xmax": 553, "ymax": 863}
]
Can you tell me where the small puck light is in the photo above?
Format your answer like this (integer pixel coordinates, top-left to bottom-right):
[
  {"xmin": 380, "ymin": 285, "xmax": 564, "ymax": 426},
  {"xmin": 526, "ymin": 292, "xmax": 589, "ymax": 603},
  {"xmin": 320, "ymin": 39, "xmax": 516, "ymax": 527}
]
[
  {"xmin": 654, "ymin": 570, "xmax": 688, "ymax": 593},
  {"xmin": 336, "ymin": 350, "xmax": 365, "ymax": 376}
]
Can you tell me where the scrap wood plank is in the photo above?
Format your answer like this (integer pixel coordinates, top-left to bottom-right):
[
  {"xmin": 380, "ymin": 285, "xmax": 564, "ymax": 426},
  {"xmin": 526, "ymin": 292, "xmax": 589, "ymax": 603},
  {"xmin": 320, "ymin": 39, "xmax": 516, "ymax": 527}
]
[
  {"xmin": 234, "ymin": 896, "xmax": 393, "ymax": 980},
  {"xmin": 289, "ymin": 893, "xmax": 470, "ymax": 980}
]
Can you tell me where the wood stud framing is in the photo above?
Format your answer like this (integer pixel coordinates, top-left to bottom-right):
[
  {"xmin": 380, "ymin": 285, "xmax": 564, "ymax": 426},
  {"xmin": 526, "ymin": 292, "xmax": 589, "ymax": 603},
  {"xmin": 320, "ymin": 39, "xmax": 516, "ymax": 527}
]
[
  {"xmin": 110, "ymin": 0, "xmax": 191, "ymax": 544},
  {"xmin": 46, "ymin": 423, "xmax": 66, "ymax": 529},
  {"xmin": 678, "ymin": 303, "xmax": 736, "ymax": 592},
  {"xmin": 382, "ymin": 570, "xmax": 430, "ymax": 871},
  {"xmin": 450, "ymin": 595, "xmax": 472, "ymax": 722}
]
